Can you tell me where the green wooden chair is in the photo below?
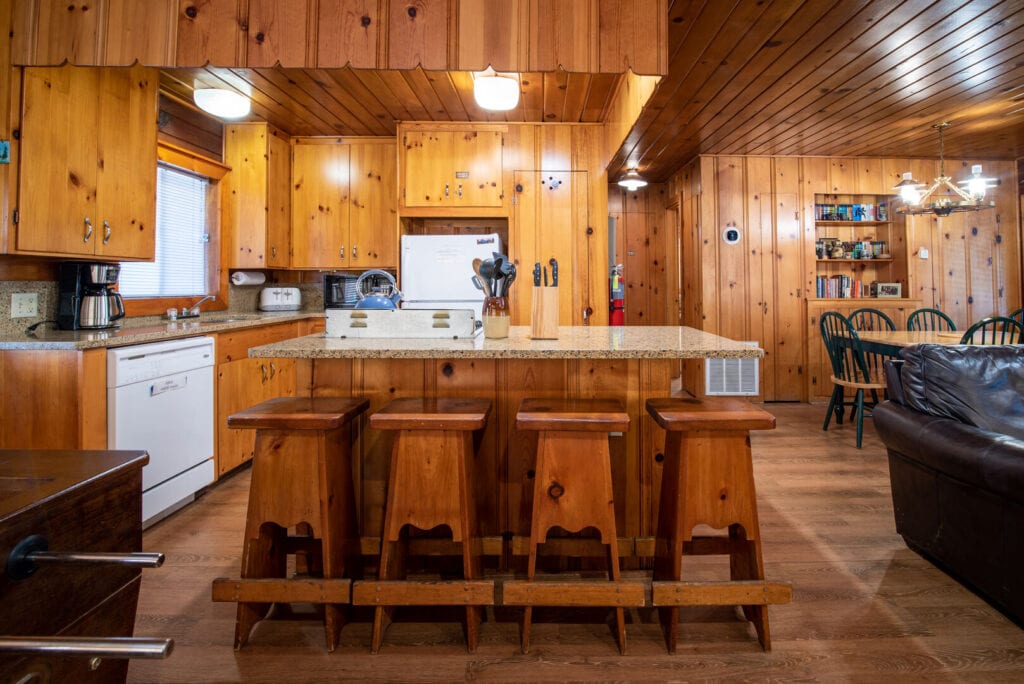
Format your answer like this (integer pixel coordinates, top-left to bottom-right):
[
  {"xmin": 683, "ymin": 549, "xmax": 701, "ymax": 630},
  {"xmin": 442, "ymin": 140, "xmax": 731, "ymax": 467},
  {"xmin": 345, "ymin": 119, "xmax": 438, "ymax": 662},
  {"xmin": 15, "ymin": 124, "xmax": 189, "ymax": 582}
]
[
  {"xmin": 848, "ymin": 307, "xmax": 896, "ymax": 332},
  {"xmin": 907, "ymin": 308, "xmax": 956, "ymax": 332},
  {"xmin": 959, "ymin": 316, "xmax": 1024, "ymax": 345},
  {"xmin": 819, "ymin": 311, "xmax": 887, "ymax": 449}
]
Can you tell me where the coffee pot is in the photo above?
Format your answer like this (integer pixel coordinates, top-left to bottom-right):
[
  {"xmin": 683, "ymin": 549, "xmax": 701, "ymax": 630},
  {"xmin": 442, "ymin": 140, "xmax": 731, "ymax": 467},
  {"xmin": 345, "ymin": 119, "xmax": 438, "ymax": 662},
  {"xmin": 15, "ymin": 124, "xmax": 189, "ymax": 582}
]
[
  {"xmin": 57, "ymin": 262, "xmax": 127, "ymax": 330},
  {"xmin": 78, "ymin": 290, "xmax": 125, "ymax": 329}
]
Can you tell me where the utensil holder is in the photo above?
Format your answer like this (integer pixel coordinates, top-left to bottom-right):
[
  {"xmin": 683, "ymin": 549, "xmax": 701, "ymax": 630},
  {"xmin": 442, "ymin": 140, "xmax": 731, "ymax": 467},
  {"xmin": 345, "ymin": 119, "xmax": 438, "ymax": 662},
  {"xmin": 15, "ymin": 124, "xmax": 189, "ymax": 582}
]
[{"xmin": 530, "ymin": 287, "xmax": 559, "ymax": 339}]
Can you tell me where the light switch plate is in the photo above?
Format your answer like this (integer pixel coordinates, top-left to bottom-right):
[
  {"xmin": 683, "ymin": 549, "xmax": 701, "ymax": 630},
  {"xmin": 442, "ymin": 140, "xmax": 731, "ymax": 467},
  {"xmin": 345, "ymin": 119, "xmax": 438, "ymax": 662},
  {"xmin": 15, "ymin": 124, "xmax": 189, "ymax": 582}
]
[
  {"xmin": 11, "ymin": 292, "xmax": 38, "ymax": 318},
  {"xmin": 920, "ymin": 248, "xmax": 929, "ymax": 259}
]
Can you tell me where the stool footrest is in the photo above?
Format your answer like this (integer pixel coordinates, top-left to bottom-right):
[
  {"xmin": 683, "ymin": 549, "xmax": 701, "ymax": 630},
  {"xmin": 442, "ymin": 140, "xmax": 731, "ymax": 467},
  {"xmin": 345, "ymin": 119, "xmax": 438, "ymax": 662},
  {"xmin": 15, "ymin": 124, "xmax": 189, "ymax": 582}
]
[
  {"xmin": 503, "ymin": 580, "xmax": 646, "ymax": 607},
  {"xmin": 352, "ymin": 580, "xmax": 495, "ymax": 606},
  {"xmin": 212, "ymin": 577, "xmax": 352, "ymax": 604},
  {"xmin": 652, "ymin": 580, "xmax": 792, "ymax": 606}
]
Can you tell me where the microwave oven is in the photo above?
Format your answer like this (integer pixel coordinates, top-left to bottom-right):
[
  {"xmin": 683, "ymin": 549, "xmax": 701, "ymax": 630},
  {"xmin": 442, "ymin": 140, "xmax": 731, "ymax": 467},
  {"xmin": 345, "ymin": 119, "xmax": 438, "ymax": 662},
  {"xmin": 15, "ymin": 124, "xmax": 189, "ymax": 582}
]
[{"xmin": 324, "ymin": 274, "xmax": 360, "ymax": 309}]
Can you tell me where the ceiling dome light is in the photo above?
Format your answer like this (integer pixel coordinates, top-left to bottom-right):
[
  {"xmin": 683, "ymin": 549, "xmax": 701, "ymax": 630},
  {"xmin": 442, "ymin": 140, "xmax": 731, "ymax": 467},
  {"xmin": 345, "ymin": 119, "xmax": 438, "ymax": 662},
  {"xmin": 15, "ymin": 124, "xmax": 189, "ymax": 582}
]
[
  {"xmin": 193, "ymin": 88, "xmax": 250, "ymax": 119},
  {"xmin": 473, "ymin": 69, "xmax": 519, "ymax": 111},
  {"xmin": 618, "ymin": 169, "xmax": 648, "ymax": 191}
]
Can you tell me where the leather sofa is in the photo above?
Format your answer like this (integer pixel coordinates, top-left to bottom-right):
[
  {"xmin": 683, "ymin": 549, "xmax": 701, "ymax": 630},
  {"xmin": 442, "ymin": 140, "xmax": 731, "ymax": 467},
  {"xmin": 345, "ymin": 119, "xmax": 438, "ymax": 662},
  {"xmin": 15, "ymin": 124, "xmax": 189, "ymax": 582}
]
[{"xmin": 873, "ymin": 343, "xmax": 1024, "ymax": 625}]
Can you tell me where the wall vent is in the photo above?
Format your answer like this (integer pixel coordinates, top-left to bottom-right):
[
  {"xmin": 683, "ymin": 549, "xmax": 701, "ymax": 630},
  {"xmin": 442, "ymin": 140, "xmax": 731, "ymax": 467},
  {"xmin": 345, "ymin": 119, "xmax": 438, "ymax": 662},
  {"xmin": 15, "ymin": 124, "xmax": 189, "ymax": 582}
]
[{"xmin": 705, "ymin": 342, "xmax": 760, "ymax": 396}]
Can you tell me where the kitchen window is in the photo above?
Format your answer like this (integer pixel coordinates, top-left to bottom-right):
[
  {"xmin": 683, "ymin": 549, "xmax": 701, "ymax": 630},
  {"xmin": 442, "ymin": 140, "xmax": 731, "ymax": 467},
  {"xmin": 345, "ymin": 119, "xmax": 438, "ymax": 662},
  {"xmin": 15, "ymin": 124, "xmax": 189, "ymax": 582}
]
[
  {"xmin": 120, "ymin": 163, "xmax": 210, "ymax": 297},
  {"xmin": 120, "ymin": 144, "xmax": 228, "ymax": 317}
]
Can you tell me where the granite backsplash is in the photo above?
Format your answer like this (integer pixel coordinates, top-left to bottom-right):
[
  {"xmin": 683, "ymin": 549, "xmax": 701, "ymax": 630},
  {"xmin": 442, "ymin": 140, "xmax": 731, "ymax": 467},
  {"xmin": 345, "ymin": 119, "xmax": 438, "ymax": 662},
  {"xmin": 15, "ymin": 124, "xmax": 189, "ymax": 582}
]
[{"xmin": 0, "ymin": 279, "xmax": 324, "ymax": 337}]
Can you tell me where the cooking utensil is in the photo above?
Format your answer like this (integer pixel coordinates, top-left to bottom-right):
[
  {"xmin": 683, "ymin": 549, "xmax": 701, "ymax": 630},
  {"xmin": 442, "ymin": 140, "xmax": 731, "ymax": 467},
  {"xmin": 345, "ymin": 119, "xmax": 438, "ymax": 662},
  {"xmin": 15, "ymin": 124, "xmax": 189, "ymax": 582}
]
[{"xmin": 472, "ymin": 258, "xmax": 492, "ymax": 297}]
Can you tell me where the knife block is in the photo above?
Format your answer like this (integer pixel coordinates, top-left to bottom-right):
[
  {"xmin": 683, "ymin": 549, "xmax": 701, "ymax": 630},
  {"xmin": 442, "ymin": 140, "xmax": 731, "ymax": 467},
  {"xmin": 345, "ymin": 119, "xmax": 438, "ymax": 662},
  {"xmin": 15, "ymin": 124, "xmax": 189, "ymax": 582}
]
[{"xmin": 530, "ymin": 286, "xmax": 559, "ymax": 339}]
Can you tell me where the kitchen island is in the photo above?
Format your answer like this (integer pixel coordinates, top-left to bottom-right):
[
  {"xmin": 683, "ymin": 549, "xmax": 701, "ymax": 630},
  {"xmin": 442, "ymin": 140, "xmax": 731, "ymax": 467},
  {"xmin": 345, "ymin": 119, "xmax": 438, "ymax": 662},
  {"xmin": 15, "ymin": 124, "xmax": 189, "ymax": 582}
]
[{"xmin": 249, "ymin": 326, "xmax": 763, "ymax": 562}]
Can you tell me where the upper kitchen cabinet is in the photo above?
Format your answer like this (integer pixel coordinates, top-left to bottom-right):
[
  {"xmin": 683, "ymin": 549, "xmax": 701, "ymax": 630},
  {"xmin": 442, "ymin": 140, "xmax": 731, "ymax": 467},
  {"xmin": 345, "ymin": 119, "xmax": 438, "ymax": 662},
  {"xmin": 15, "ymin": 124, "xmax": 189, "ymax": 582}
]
[
  {"xmin": 224, "ymin": 123, "xmax": 291, "ymax": 269},
  {"xmin": 15, "ymin": 65, "xmax": 158, "ymax": 260},
  {"xmin": 291, "ymin": 137, "xmax": 397, "ymax": 269},
  {"xmin": 400, "ymin": 124, "xmax": 504, "ymax": 215}
]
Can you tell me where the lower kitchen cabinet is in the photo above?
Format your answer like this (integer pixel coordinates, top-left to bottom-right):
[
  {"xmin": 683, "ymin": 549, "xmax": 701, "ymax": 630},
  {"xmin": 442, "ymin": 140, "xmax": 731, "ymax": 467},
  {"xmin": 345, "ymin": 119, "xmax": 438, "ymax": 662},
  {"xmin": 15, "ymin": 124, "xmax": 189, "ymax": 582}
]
[{"xmin": 216, "ymin": 356, "xmax": 297, "ymax": 476}]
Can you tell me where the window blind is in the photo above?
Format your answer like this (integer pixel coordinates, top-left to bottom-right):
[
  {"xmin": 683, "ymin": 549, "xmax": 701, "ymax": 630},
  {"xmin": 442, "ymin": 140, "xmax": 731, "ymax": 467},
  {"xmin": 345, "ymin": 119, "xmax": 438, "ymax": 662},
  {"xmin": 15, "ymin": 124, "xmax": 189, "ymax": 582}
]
[{"xmin": 120, "ymin": 164, "xmax": 209, "ymax": 297}]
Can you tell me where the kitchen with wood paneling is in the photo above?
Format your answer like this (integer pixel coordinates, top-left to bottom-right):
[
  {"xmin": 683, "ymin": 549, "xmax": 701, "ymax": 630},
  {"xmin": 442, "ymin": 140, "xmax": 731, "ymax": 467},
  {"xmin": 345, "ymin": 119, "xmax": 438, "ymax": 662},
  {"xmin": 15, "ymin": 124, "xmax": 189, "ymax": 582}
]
[{"xmin": 1, "ymin": 2, "xmax": 1024, "ymax": 682}]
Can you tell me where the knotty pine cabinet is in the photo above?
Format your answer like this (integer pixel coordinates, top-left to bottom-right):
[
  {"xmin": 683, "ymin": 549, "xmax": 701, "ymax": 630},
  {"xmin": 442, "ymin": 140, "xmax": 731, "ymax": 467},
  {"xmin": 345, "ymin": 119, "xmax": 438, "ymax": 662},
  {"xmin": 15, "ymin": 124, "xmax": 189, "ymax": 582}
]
[
  {"xmin": 400, "ymin": 125, "xmax": 504, "ymax": 213},
  {"xmin": 15, "ymin": 65, "xmax": 157, "ymax": 259},
  {"xmin": 214, "ymin": 321, "xmax": 314, "ymax": 477},
  {"xmin": 223, "ymin": 123, "xmax": 291, "ymax": 268},
  {"xmin": 290, "ymin": 138, "xmax": 397, "ymax": 269}
]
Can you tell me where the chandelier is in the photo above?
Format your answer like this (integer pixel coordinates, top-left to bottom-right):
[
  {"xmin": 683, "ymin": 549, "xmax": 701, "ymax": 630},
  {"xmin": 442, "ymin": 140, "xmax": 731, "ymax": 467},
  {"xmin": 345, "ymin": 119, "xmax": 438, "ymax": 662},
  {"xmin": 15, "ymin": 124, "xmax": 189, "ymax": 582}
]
[{"xmin": 894, "ymin": 122, "xmax": 995, "ymax": 216}]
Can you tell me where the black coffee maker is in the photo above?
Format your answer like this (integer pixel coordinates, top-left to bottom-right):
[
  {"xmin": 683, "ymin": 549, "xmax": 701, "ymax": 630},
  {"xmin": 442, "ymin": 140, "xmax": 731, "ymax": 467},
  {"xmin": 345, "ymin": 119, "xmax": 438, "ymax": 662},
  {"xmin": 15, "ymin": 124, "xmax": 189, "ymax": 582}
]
[{"xmin": 57, "ymin": 262, "xmax": 126, "ymax": 330}]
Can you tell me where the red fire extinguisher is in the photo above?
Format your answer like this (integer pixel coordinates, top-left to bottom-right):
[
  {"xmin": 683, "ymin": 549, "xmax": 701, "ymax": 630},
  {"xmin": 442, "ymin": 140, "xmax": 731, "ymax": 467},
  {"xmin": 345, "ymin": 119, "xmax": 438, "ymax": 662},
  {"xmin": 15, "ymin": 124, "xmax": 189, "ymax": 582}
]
[{"xmin": 609, "ymin": 265, "xmax": 625, "ymax": 326}]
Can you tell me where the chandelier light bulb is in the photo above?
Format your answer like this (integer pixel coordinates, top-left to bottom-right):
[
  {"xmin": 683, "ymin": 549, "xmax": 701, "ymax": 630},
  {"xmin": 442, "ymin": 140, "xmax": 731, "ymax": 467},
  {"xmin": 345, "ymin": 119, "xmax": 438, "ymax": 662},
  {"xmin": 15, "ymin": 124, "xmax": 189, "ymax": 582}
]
[
  {"xmin": 966, "ymin": 164, "xmax": 987, "ymax": 200},
  {"xmin": 896, "ymin": 172, "xmax": 922, "ymax": 205}
]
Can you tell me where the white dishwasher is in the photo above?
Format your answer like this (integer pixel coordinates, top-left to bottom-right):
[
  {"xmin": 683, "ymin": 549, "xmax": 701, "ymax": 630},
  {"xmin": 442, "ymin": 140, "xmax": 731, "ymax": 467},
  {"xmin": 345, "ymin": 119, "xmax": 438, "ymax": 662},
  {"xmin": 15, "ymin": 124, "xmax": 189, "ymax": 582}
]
[{"xmin": 108, "ymin": 336, "xmax": 215, "ymax": 526}]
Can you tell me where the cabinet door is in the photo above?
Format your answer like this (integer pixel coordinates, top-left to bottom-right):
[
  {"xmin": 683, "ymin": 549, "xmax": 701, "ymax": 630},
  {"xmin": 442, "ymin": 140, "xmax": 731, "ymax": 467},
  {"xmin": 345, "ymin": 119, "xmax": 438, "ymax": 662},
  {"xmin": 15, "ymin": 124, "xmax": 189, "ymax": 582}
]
[
  {"xmin": 402, "ymin": 130, "xmax": 451, "ymax": 207},
  {"xmin": 348, "ymin": 141, "xmax": 397, "ymax": 267},
  {"xmin": 93, "ymin": 66, "xmax": 157, "ymax": 260},
  {"xmin": 215, "ymin": 357, "xmax": 297, "ymax": 477},
  {"xmin": 265, "ymin": 129, "xmax": 291, "ymax": 267},
  {"xmin": 452, "ymin": 130, "xmax": 503, "ymax": 207},
  {"xmin": 291, "ymin": 142, "xmax": 350, "ymax": 268},
  {"xmin": 17, "ymin": 66, "xmax": 99, "ymax": 255}
]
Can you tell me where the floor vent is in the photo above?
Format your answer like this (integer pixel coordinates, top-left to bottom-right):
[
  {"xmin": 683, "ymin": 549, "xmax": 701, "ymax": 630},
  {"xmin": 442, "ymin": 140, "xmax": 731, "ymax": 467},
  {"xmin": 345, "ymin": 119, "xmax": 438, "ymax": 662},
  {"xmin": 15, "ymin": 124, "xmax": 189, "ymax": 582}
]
[{"xmin": 705, "ymin": 342, "xmax": 759, "ymax": 396}]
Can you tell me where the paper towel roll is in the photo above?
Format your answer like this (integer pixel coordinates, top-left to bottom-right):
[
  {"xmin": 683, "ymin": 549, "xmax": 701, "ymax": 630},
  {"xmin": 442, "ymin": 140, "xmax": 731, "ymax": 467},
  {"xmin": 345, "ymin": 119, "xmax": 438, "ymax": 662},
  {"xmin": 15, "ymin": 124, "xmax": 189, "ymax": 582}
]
[{"xmin": 230, "ymin": 271, "xmax": 266, "ymax": 286}]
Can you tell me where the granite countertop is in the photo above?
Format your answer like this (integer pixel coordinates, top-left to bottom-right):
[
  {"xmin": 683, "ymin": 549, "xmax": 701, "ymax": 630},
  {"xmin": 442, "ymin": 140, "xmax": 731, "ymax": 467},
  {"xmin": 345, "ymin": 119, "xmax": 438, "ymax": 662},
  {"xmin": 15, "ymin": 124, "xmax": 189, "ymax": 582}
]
[
  {"xmin": 0, "ymin": 312, "xmax": 324, "ymax": 350},
  {"xmin": 249, "ymin": 326, "xmax": 763, "ymax": 360}
]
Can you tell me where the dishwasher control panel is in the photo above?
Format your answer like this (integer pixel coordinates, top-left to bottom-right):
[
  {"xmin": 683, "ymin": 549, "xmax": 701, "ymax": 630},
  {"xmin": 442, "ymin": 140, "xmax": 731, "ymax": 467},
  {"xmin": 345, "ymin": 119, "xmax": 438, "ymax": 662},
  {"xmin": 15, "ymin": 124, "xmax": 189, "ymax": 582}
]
[{"xmin": 107, "ymin": 336, "xmax": 215, "ymax": 387}]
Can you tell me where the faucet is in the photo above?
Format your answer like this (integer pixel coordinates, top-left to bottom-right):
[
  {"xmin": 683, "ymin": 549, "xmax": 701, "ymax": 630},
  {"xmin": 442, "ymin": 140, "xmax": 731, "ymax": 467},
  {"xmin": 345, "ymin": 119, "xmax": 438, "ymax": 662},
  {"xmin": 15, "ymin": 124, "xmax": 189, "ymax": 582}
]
[{"xmin": 183, "ymin": 295, "xmax": 216, "ymax": 318}]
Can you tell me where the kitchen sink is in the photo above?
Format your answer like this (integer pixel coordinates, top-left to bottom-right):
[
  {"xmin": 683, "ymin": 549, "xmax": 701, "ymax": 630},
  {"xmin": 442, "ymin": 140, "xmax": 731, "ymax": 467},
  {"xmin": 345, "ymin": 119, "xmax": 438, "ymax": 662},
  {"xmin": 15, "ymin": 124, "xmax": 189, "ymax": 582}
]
[{"xmin": 199, "ymin": 315, "xmax": 263, "ymax": 323}]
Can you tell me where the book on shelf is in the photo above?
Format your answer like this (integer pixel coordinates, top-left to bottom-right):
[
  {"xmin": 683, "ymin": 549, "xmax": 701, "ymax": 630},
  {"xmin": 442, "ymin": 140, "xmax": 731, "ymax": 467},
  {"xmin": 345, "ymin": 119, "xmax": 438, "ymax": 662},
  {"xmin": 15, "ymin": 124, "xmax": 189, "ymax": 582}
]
[{"xmin": 816, "ymin": 275, "xmax": 868, "ymax": 298}]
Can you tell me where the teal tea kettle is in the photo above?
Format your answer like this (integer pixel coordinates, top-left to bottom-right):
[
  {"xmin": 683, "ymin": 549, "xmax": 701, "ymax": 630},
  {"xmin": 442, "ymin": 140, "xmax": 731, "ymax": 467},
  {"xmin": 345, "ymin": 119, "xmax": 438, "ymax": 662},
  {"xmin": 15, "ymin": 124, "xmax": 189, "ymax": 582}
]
[{"xmin": 354, "ymin": 269, "xmax": 403, "ymax": 310}]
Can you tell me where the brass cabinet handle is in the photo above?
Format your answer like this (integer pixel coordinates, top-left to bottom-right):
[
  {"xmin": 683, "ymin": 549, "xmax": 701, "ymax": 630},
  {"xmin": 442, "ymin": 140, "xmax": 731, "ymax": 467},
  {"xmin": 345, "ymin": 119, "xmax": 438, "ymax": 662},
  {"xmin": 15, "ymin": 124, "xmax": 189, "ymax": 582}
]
[
  {"xmin": 339, "ymin": 244, "xmax": 345, "ymax": 259},
  {"xmin": 271, "ymin": 245, "xmax": 277, "ymax": 258},
  {"xmin": 456, "ymin": 183, "xmax": 463, "ymax": 199},
  {"xmin": 269, "ymin": 362, "xmax": 276, "ymax": 379},
  {"xmin": 444, "ymin": 183, "xmax": 449, "ymax": 198},
  {"xmin": 352, "ymin": 245, "xmax": 358, "ymax": 260},
  {"xmin": 259, "ymin": 363, "xmax": 268, "ymax": 384},
  {"xmin": 102, "ymin": 220, "xmax": 111, "ymax": 244},
  {"xmin": 83, "ymin": 217, "xmax": 93, "ymax": 243}
]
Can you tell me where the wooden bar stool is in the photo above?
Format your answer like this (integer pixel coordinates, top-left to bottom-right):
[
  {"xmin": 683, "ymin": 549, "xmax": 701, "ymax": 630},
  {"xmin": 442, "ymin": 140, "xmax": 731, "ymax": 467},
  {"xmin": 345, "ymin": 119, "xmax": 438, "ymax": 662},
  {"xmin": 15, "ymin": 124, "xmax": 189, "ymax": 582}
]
[
  {"xmin": 211, "ymin": 396, "xmax": 368, "ymax": 651},
  {"xmin": 352, "ymin": 397, "xmax": 494, "ymax": 654},
  {"xmin": 646, "ymin": 396, "xmax": 791, "ymax": 653},
  {"xmin": 505, "ymin": 398, "xmax": 643, "ymax": 655}
]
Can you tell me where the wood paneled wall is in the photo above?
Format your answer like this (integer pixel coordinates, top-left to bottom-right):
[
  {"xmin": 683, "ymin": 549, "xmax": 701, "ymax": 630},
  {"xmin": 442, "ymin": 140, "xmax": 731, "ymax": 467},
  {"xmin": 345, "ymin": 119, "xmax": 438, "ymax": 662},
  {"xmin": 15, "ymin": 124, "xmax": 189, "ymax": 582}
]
[
  {"xmin": 607, "ymin": 183, "xmax": 674, "ymax": 326},
  {"xmin": 602, "ymin": 69, "xmax": 661, "ymax": 171},
  {"xmin": 665, "ymin": 154, "xmax": 1022, "ymax": 400},
  {"xmin": 10, "ymin": 0, "xmax": 668, "ymax": 73}
]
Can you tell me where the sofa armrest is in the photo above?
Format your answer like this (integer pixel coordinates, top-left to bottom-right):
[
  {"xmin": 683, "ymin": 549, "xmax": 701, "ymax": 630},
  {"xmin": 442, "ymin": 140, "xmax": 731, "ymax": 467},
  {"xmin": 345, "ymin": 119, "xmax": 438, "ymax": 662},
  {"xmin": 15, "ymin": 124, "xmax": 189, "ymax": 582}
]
[{"xmin": 884, "ymin": 359, "xmax": 905, "ymax": 405}]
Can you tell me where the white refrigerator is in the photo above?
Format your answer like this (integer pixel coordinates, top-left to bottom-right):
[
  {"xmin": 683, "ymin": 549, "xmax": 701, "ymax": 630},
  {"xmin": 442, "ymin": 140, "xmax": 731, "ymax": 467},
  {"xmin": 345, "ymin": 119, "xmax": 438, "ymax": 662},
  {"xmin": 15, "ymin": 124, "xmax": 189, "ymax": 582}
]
[{"xmin": 400, "ymin": 233, "xmax": 502, "ymax": 321}]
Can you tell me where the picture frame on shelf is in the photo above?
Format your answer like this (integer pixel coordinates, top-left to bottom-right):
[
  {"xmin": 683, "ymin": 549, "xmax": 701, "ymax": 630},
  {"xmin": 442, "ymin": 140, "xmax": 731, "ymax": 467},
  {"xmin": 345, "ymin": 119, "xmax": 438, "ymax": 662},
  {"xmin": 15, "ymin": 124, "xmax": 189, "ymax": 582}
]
[{"xmin": 876, "ymin": 282, "xmax": 902, "ymax": 298}]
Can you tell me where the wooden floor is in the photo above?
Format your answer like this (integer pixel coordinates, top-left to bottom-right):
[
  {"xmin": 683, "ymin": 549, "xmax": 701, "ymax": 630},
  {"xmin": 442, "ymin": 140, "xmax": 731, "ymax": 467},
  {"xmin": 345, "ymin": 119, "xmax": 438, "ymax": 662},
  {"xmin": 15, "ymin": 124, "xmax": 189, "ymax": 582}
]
[{"xmin": 130, "ymin": 404, "xmax": 1024, "ymax": 682}]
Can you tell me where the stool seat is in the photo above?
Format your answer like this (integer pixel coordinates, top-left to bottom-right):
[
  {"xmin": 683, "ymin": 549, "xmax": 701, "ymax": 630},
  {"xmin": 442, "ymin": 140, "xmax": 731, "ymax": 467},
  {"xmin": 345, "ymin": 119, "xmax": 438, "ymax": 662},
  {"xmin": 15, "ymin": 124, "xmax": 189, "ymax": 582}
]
[
  {"xmin": 228, "ymin": 396, "xmax": 370, "ymax": 430},
  {"xmin": 513, "ymin": 397, "xmax": 631, "ymax": 654},
  {"xmin": 213, "ymin": 394, "xmax": 367, "ymax": 652},
  {"xmin": 646, "ymin": 397, "xmax": 775, "ymax": 432},
  {"xmin": 369, "ymin": 397, "xmax": 490, "ymax": 431},
  {"xmin": 516, "ymin": 397, "xmax": 629, "ymax": 432}
]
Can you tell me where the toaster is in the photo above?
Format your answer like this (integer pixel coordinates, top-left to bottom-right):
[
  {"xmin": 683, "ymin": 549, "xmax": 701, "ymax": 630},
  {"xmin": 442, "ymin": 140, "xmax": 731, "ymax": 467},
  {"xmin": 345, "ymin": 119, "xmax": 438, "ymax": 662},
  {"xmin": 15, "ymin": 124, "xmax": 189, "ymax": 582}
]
[{"xmin": 259, "ymin": 287, "xmax": 302, "ymax": 311}]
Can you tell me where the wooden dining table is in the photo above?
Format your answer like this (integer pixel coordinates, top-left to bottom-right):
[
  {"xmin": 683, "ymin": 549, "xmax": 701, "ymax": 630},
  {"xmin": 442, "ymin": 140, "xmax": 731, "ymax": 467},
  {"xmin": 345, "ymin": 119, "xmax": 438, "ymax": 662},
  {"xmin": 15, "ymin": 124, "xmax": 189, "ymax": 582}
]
[{"xmin": 854, "ymin": 329, "xmax": 966, "ymax": 356}]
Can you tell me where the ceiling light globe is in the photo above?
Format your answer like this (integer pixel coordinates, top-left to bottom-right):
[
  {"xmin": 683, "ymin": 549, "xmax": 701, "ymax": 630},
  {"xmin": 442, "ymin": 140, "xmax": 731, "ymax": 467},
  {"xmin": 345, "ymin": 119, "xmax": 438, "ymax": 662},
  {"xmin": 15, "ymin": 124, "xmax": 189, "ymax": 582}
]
[
  {"xmin": 193, "ymin": 88, "xmax": 251, "ymax": 119},
  {"xmin": 618, "ymin": 169, "xmax": 648, "ymax": 191},
  {"xmin": 473, "ymin": 75, "xmax": 519, "ymax": 111},
  {"xmin": 967, "ymin": 165, "xmax": 987, "ymax": 200}
]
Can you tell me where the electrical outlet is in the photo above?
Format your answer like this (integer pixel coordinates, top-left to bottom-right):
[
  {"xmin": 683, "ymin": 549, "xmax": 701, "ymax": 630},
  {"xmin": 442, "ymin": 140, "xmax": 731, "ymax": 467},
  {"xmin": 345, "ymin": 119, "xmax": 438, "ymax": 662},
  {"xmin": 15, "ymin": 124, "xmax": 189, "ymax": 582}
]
[
  {"xmin": 920, "ymin": 248, "xmax": 929, "ymax": 260},
  {"xmin": 11, "ymin": 292, "xmax": 38, "ymax": 318}
]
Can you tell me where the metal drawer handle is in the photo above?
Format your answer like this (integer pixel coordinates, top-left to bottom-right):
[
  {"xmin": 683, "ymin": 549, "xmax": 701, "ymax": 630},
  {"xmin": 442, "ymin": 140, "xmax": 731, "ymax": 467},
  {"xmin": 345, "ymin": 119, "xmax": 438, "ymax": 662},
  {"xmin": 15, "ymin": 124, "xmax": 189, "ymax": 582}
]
[
  {"xmin": 103, "ymin": 220, "xmax": 111, "ymax": 244},
  {"xmin": 352, "ymin": 245, "xmax": 358, "ymax": 260},
  {"xmin": 259, "ymin": 363, "xmax": 268, "ymax": 384},
  {"xmin": 6, "ymin": 535, "xmax": 164, "ymax": 581},
  {"xmin": 339, "ymin": 245, "xmax": 345, "ymax": 259},
  {"xmin": 83, "ymin": 217, "xmax": 93, "ymax": 243},
  {"xmin": 269, "ymin": 362, "xmax": 276, "ymax": 379},
  {"xmin": 0, "ymin": 636, "xmax": 173, "ymax": 661}
]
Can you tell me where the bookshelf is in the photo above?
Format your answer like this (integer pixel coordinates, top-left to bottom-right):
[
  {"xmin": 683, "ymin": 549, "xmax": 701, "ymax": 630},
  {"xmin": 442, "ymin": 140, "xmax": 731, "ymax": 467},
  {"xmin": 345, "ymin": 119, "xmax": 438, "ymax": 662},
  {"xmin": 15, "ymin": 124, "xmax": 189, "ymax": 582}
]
[{"xmin": 813, "ymin": 193, "xmax": 906, "ymax": 299}]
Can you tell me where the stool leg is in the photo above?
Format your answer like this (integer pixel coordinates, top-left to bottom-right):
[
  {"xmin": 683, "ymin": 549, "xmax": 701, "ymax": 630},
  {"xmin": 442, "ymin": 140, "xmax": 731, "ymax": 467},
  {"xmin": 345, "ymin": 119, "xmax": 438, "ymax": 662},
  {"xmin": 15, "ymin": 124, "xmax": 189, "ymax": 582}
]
[
  {"xmin": 521, "ymin": 430, "xmax": 548, "ymax": 655},
  {"xmin": 319, "ymin": 426, "xmax": 359, "ymax": 652},
  {"xmin": 729, "ymin": 523, "xmax": 770, "ymax": 650},
  {"xmin": 654, "ymin": 431, "xmax": 684, "ymax": 653},
  {"xmin": 457, "ymin": 431, "xmax": 483, "ymax": 653},
  {"xmin": 235, "ymin": 522, "xmax": 286, "ymax": 649}
]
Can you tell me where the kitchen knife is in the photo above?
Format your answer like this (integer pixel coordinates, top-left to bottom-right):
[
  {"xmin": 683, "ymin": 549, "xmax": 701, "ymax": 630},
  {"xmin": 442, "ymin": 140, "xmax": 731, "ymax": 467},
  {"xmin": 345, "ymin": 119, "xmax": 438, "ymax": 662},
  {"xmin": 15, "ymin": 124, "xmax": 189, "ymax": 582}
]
[
  {"xmin": 543, "ymin": 266, "xmax": 548, "ymax": 287},
  {"xmin": 533, "ymin": 262, "xmax": 541, "ymax": 287},
  {"xmin": 549, "ymin": 258, "xmax": 558, "ymax": 287}
]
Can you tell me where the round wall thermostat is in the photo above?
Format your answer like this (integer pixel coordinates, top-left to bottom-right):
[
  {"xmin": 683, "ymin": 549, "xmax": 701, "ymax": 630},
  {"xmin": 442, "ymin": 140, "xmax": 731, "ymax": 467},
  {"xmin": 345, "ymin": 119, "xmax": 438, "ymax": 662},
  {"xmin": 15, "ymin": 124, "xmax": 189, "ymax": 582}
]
[{"xmin": 723, "ymin": 226, "xmax": 741, "ymax": 244}]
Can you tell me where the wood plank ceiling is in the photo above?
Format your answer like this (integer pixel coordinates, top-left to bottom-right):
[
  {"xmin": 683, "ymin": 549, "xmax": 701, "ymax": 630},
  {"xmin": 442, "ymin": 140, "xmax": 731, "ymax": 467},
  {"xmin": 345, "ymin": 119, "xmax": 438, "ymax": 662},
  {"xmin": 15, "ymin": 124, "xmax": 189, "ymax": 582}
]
[{"xmin": 162, "ymin": 1, "xmax": 1024, "ymax": 183}]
